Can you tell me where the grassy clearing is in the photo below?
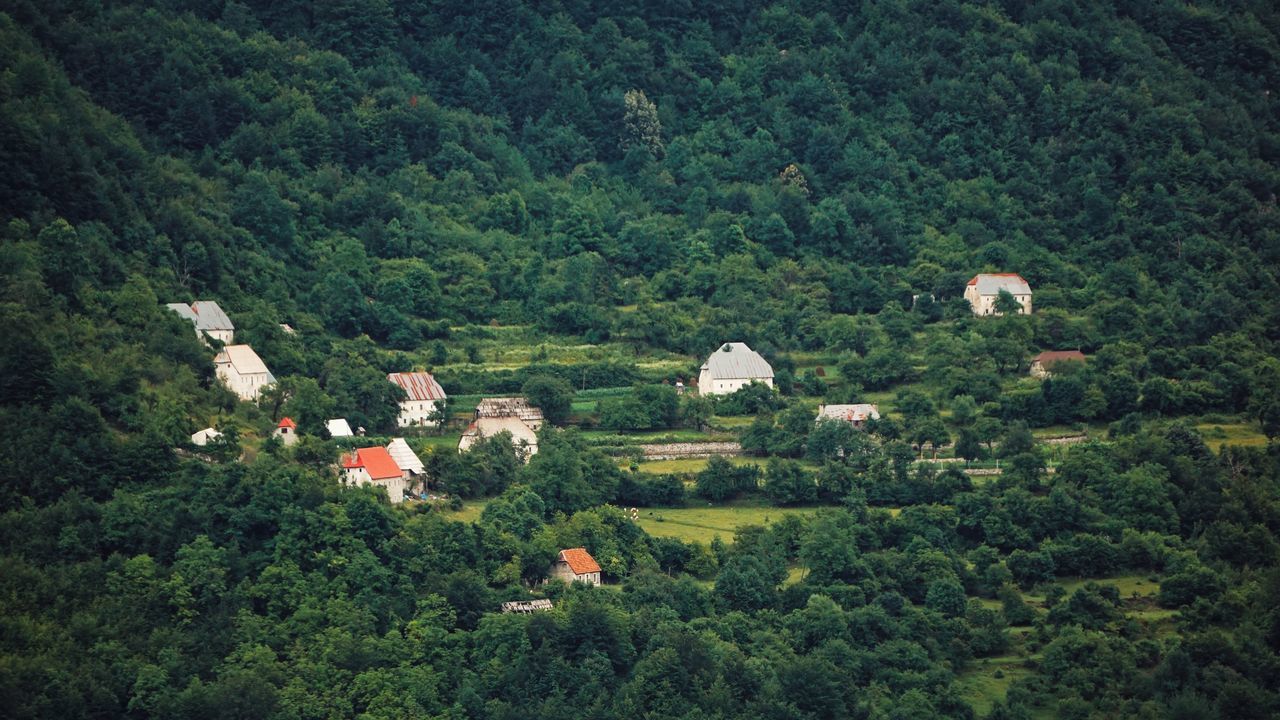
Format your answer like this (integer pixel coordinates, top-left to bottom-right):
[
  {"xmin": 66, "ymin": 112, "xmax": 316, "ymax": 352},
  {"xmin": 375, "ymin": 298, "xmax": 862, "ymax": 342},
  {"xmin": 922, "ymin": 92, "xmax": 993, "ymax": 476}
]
[
  {"xmin": 634, "ymin": 502, "xmax": 826, "ymax": 545},
  {"xmin": 1056, "ymin": 574, "xmax": 1159, "ymax": 599},
  {"xmin": 1196, "ymin": 422, "xmax": 1269, "ymax": 450},
  {"xmin": 443, "ymin": 499, "xmax": 489, "ymax": 523},
  {"xmin": 623, "ymin": 456, "xmax": 764, "ymax": 475},
  {"xmin": 955, "ymin": 654, "xmax": 1036, "ymax": 716}
]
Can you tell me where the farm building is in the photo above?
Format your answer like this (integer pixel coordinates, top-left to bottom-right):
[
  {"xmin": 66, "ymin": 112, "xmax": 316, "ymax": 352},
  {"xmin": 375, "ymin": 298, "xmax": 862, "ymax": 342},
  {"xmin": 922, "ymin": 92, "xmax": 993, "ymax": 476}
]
[
  {"xmin": 817, "ymin": 403, "xmax": 881, "ymax": 428},
  {"xmin": 387, "ymin": 371, "xmax": 448, "ymax": 428},
  {"xmin": 475, "ymin": 397, "xmax": 545, "ymax": 431},
  {"xmin": 386, "ymin": 438, "xmax": 425, "ymax": 477},
  {"xmin": 500, "ymin": 599, "xmax": 554, "ymax": 614},
  {"xmin": 191, "ymin": 428, "xmax": 221, "ymax": 446},
  {"xmin": 963, "ymin": 274, "xmax": 1033, "ymax": 316},
  {"xmin": 326, "ymin": 418, "xmax": 354, "ymax": 438},
  {"xmin": 166, "ymin": 300, "xmax": 235, "ymax": 344},
  {"xmin": 697, "ymin": 342, "xmax": 774, "ymax": 395},
  {"xmin": 549, "ymin": 548, "xmax": 602, "ymax": 586},
  {"xmin": 274, "ymin": 417, "xmax": 298, "ymax": 446},
  {"xmin": 459, "ymin": 417, "xmax": 539, "ymax": 462},
  {"xmin": 1030, "ymin": 350, "xmax": 1086, "ymax": 378},
  {"xmin": 214, "ymin": 345, "xmax": 275, "ymax": 401},
  {"xmin": 341, "ymin": 446, "xmax": 409, "ymax": 503}
]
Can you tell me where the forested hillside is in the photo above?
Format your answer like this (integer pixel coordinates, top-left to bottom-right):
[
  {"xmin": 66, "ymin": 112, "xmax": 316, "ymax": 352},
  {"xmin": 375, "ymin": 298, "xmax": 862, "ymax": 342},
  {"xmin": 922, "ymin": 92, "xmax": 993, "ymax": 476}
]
[{"xmin": 3, "ymin": 1, "xmax": 1280, "ymax": 718}]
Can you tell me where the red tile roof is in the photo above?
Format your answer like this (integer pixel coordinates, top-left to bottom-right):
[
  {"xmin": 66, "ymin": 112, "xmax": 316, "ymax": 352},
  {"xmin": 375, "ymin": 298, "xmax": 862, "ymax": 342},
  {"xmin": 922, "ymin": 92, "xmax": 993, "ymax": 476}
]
[
  {"xmin": 1033, "ymin": 350, "xmax": 1086, "ymax": 366},
  {"xmin": 387, "ymin": 371, "xmax": 447, "ymax": 401},
  {"xmin": 277, "ymin": 417, "xmax": 297, "ymax": 430},
  {"xmin": 342, "ymin": 447, "xmax": 402, "ymax": 480},
  {"xmin": 559, "ymin": 548, "xmax": 601, "ymax": 575}
]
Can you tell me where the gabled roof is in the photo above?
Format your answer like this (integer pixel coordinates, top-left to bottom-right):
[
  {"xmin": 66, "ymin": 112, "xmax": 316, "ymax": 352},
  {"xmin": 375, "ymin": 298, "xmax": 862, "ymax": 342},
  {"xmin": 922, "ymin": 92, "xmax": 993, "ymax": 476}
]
[
  {"xmin": 387, "ymin": 371, "xmax": 447, "ymax": 401},
  {"xmin": 166, "ymin": 303, "xmax": 199, "ymax": 323},
  {"xmin": 326, "ymin": 418, "xmax": 353, "ymax": 437},
  {"xmin": 558, "ymin": 548, "xmax": 601, "ymax": 575},
  {"xmin": 167, "ymin": 301, "xmax": 234, "ymax": 331},
  {"xmin": 342, "ymin": 447, "xmax": 402, "ymax": 480},
  {"xmin": 818, "ymin": 404, "xmax": 881, "ymax": 423},
  {"xmin": 475, "ymin": 397, "xmax": 544, "ymax": 423},
  {"xmin": 191, "ymin": 301, "xmax": 234, "ymax": 331},
  {"xmin": 460, "ymin": 416, "xmax": 538, "ymax": 442},
  {"xmin": 1033, "ymin": 350, "xmax": 1086, "ymax": 366},
  {"xmin": 967, "ymin": 273, "xmax": 1031, "ymax": 296},
  {"xmin": 277, "ymin": 417, "xmax": 296, "ymax": 430},
  {"xmin": 386, "ymin": 438, "xmax": 425, "ymax": 475},
  {"xmin": 700, "ymin": 342, "xmax": 774, "ymax": 381},
  {"xmin": 191, "ymin": 428, "xmax": 221, "ymax": 445},
  {"xmin": 214, "ymin": 345, "xmax": 273, "ymax": 377}
]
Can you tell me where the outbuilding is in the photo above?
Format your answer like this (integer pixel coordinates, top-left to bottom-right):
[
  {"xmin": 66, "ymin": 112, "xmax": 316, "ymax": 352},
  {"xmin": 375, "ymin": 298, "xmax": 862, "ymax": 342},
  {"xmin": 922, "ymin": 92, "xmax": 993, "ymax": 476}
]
[{"xmin": 549, "ymin": 548, "xmax": 602, "ymax": 586}]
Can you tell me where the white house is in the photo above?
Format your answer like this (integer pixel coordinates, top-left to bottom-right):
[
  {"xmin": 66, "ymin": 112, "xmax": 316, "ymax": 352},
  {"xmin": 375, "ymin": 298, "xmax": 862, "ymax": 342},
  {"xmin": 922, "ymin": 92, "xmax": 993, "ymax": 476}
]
[
  {"xmin": 341, "ymin": 446, "xmax": 408, "ymax": 503},
  {"xmin": 459, "ymin": 416, "xmax": 539, "ymax": 462},
  {"xmin": 387, "ymin": 371, "xmax": 448, "ymax": 428},
  {"xmin": 191, "ymin": 428, "xmax": 221, "ymax": 446},
  {"xmin": 166, "ymin": 300, "xmax": 235, "ymax": 344},
  {"xmin": 548, "ymin": 548, "xmax": 602, "ymax": 586},
  {"xmin": 697, "ymin": 342, "xmax": 774, "ymax": 395},
  {"xmin": 817, "ymin": 403, "xmax": 881, "ymax": 429},
  {"xmin": 964, "ymin": 274, "xmax": 1033, "ymax": 316},
  {"xmin": 386, "ymin": 438, "xmax": 425, "ymax": 478},
  {"xmin": 214, "ymin": 345, "xmax": 275, "ymax": 401},
  {"xmin": 475, "ymin": 397, "xmax": 545, "ymax": 431},
  {"xmin": 326, "ymin": 418, "xmax": 354, "ymax": 438},
  {"xmin": 274, "ymin": 417, "xmax": 298, "ymax": 446}
]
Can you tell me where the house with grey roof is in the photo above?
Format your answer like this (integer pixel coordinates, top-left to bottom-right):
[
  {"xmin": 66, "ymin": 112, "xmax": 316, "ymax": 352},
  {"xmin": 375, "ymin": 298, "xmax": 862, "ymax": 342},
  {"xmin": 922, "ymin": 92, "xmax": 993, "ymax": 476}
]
[
  {"xmin": 166, "ymin": 300, "xmax": 235, "ymax": 343},
  {"xmin": 697, "ymin": 342, "xmax": 774, "ymax": 396},
  {"xmin": 963, "ymin": 274, "xmax": 1032, "ymax": 316}
]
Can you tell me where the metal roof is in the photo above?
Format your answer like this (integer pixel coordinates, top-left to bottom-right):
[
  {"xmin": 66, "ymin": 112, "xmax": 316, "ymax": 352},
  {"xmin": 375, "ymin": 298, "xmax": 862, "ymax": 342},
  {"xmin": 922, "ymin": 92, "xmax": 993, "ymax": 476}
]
[
  {"xmin": 386, "ymin": 438, "xmax": 425, "ymax": 475},
  {"xmin": 387, "ymin": 371, "xmax": 448, "ymax": 401},
  {"xmin": 214, "ymin": 345, "xmax": 271, "ymax": 376},
  {"xmin": 968, "ymin": 274, "xmax": 1031, "ymax": 296},
  {"xmin": 700, "ymin": 342, "xmax": 774, "ymax": 380},
  {"xmin": 476, "ymin": 397, "xmax": 544, "ymax": 423},
  {"xmin": 191, "ymin": 301, "xmax": 234, "ymax": 331},
  {"xmin": 326, "ymin": 418, "xmax": 353, "ymax": 437}
]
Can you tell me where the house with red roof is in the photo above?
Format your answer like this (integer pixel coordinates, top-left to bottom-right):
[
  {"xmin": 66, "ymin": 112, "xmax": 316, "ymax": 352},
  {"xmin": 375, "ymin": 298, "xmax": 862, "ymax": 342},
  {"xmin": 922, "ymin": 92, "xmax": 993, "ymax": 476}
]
[
  {"xmin": 387, "ymin": 371, "xmax": 448, "ymax": 428},
  {"xmin": 1030, "ymin": 350, "xmax": 1086, "ymax": 378},
  {"xmin": 341, "ymin": 447, "xmax": 408, "ymax": 503},
  {"xmin": 274, "ymin": 417, "xmax": 298, "ymax": 446},
  {"xmin": 549, "ymin": 548, "xmax": 602, "ymax": 586},
  {"xmin": 964, "ymin": 273, "xmax": 1033, "ymax": 316}
]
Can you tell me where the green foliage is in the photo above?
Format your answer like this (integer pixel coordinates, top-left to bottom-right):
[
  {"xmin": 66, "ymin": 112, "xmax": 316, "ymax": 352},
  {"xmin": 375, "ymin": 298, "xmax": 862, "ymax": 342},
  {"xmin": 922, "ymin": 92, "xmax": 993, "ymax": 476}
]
[{"xmin": 2, "ymin": 2, "xmax": 1280, "ymax": 719}]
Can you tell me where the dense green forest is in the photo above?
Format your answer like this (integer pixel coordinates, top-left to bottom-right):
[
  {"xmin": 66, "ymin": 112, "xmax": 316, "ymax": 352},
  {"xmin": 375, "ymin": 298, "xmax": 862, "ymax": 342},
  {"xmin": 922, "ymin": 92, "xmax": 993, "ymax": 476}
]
[{"xmin": 3, "ymin": 0, "xmax": 1280, "ymax": 718}]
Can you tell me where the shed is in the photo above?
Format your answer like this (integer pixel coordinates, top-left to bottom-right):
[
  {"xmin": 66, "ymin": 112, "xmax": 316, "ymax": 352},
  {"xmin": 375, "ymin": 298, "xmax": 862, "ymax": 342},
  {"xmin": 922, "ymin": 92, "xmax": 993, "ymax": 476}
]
[{"xmin": 548, "ymin": 548, "xmax": 602, "ymax": 586}]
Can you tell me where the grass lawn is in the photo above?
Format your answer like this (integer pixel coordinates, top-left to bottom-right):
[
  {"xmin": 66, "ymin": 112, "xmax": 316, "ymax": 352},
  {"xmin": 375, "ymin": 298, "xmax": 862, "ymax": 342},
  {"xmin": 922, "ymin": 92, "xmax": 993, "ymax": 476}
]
[
  {"xmin": 623, "ymin": 456, "xmax": 765, "ymax": 475},
  {"xmin": 1055, "ymin": 574, "xmax": 1160, "ymax": 600},
  {"xmin": 955, "ymin": 654, "xmax": 1037, "ymax": 717},
  {"xmin": 444, "ymin": 499, "xmax": 489, "ymax": 523},
  {"xmin": 634, "ymin": 501, "xmax": 828, "ymax": 545},
  {"xmin": 414, "ymin": 434, "xmax": 462, "ymax": 452},
  {"xmin": 1196, "ymin": 422, "xmax": 1269, "ymax": 450}
]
